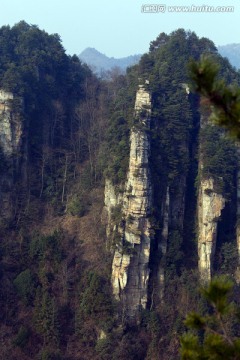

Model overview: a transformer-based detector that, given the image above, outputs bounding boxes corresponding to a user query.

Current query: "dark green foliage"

[103,61,140,185]
[111,330,149,360]
[13,268,36,305]
[13,326,30,348]
[74,271,115,354]
[181,277,240,360]
[79,272,113,319]
[189,55,240,139]
[34,289,59,346]
[105,114,130,184]
[1,23,240,360]
[29,230,64,264]
[201,276,233,313]
[0,145,8,173]
[220,242,238,274]
[0,21,96,219]
[67,194,89,216]
[0,21,90,99]
[111,204,123,224]
[149,32,169,52]
[0,20,111,359]
[95,338,111,359]
[148,29,215,179]
[151,90,192,184]
[39,347,62,360]
[166,230,184,278]
[147,30,212,300]
[200,124,237,197]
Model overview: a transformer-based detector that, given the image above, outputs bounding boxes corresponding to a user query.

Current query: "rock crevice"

[198,177,225,282]
[0,90,24,220]
[0,90,23,157]
[105,84,152,320]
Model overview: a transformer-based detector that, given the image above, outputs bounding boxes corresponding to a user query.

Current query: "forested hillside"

[0,23,240,360]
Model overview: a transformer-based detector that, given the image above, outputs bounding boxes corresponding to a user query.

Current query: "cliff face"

[198,177,226,282]
[105,85,237,322]
[105,84,152,321]
[0,90,24,220]
[0,90,23,157]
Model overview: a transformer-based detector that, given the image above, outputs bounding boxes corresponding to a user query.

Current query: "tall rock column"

[0,90,23,156]
[0,89,24,220]
[197,117,226,282]
[105,83,152,322]
[198,177,225,282]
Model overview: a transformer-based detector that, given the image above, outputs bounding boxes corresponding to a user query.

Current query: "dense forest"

[0,22,240,360]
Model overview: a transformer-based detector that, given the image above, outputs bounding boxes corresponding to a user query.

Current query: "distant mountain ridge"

[79,47,141,74]
[218,43,240,69]
[80,45,240,75]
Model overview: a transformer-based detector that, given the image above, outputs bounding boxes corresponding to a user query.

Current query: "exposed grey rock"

[105,84,152,321]
[0,90,22,156]
[0,89,24,220]
[198,177,225,282]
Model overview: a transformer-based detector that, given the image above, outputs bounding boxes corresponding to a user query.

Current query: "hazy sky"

[0,0,239,57]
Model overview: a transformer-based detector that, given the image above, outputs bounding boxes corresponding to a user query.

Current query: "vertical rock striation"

[0,90,23,156]
[0,89,24,219]
[198,176,225,282]
[105,84,152,321]
[197,114,226,282]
